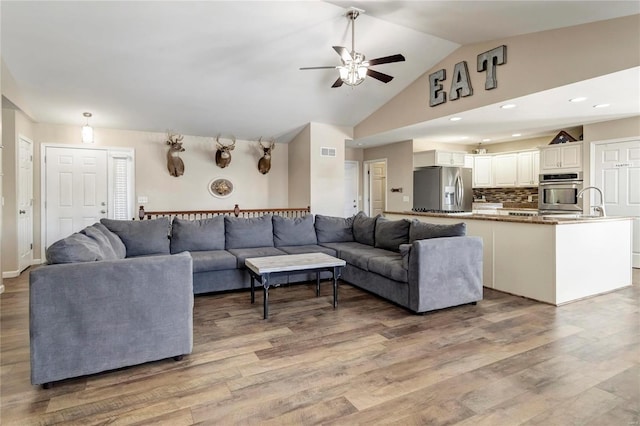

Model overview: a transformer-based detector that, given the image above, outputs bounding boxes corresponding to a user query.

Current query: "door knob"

[19,210,26,214]
[100,210,106,214]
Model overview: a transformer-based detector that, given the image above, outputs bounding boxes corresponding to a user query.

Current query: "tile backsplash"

[473,187,538,203]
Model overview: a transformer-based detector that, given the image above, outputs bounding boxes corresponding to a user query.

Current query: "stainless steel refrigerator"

[413,166,472,212]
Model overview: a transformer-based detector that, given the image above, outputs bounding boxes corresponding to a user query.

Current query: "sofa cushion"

[189,250,237,273]
[409,220,467,243]
[399,243,411,270]
[170,217,225,254]
[314,214,354,243]
[339,246,398,271]
[101,218,170,257]
[273,215,317,247]
[353,212,378,246]
[374,218,410,252]
[227,247,287,269]
[225,214,274,249]
[46,233,105,264]
[368,256,408,283]
[80,223,126,260]
[277,244,337,257]
[318,241,370,258]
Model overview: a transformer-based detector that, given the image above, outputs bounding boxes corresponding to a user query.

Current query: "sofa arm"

[29,252,193,385]
[407,236,483,313]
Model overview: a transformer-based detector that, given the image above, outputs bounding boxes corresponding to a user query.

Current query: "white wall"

[364,140,413,212]
[288,124,311,208]
[309,123,351,216]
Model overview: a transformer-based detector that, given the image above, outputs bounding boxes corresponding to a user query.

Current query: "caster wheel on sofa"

[173,355,184,361]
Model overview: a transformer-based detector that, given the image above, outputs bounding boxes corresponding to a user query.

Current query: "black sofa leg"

[470,301,477,305]
[42,382,53,389]
[173,355,184,361]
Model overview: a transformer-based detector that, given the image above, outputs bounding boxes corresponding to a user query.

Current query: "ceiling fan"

[300,8,405,88]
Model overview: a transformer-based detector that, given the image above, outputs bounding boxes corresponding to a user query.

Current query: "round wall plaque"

[208,177,234,198]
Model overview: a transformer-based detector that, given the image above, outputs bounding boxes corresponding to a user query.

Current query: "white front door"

[594,139,640,267]
[344,161,359,217]
[370,161,386,216]
[45,147,108,250]
[18,137,33,272]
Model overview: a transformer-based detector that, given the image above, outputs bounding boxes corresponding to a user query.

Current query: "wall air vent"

[321,147,336,157]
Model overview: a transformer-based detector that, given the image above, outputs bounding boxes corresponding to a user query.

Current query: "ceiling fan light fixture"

[339,61,366,86]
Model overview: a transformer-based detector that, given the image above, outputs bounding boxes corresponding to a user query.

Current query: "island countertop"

[383,211,632,225]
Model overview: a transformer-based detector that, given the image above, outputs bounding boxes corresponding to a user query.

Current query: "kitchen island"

[385,211,633,305]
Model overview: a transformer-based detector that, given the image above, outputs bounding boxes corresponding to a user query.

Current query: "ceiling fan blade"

[367,54,406,66]
[331,78,344,88]
[333,46,353,62]
[300,66,338,70]
[366,69,394,83]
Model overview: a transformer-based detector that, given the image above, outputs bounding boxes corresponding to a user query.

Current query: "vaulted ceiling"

[2,1,639,146]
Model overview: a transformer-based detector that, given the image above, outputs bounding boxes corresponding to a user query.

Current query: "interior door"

[344,161,359,217]
[45,147,108,250]
[595,140,640,267]
[18,137,33,272]
[370,162,386,216]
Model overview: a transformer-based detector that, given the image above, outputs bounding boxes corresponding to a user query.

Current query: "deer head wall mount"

[214,135,236,168]
[257,137,275,175]
[166,132,185,177]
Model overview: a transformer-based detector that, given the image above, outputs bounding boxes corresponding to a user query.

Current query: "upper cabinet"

[473,155,493,188]
[516,151,540,186]
[493,153,518,187]
[472,149,539,188]
[414,150,467,168]
[539,143,582,171]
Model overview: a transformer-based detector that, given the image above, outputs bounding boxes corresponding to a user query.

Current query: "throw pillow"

[314,214,355,243]
[46,233,104,264]
[273,215,317,247]
[80,223,122,260]
[409,219,467,243]
[374,217,410,252]
[170,216,225,254]
[352,211,378,246]
[101,217,170,257]
[225,214,274,249]
[91,223,127,259]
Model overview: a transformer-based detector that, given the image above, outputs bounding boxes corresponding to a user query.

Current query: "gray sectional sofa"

[30,212,483,386]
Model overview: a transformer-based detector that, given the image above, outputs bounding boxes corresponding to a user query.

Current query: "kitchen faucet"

[577,186,606,217]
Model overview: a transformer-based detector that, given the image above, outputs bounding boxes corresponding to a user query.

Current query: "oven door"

[538,181,583,212]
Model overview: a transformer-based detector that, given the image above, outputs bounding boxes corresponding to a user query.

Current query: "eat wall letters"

[429,45,507,107]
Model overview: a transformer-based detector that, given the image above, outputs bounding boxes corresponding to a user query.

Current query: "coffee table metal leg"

[250,275,255,304]
[263,274,270,320]
[316,272,320,297]
[333,267,338,308]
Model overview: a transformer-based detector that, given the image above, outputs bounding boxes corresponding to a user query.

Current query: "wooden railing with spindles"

[136,205,311,221]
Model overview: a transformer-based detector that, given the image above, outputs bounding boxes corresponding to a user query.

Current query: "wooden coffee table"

[245,253,346,319]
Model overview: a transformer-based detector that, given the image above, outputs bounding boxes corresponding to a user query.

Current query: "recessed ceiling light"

[482,138,491,142]
[459,136,469,140]
[500,104,516,109]
[512,133,521,137]
[450,117,462,121]
[569,97,587,103]
[357,142,363,146]
[593,103,610,108]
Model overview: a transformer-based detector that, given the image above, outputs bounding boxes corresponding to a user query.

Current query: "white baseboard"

[2,271,20,279]
[0,284,5,294]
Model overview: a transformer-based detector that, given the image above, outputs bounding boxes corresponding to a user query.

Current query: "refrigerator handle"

[456,175,463,207]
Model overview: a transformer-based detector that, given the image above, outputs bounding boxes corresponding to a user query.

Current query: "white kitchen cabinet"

[414,150,467,168]
[464,155,474,169]
[517,150,539,186]
[539,143,582,171]
[473,155,493,187]
[493,153,518,187]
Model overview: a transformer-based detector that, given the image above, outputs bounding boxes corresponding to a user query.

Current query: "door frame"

[17,134,34,274]
[344,160,360,216]
[363,158,387,216]
[40,143,135,262]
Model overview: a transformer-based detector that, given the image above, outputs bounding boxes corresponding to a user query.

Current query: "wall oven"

[538,172,583,213]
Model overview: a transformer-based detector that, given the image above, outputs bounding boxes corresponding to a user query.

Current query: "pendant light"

[82,112,94,143]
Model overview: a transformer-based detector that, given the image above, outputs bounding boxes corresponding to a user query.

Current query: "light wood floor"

[1,269,638,425]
